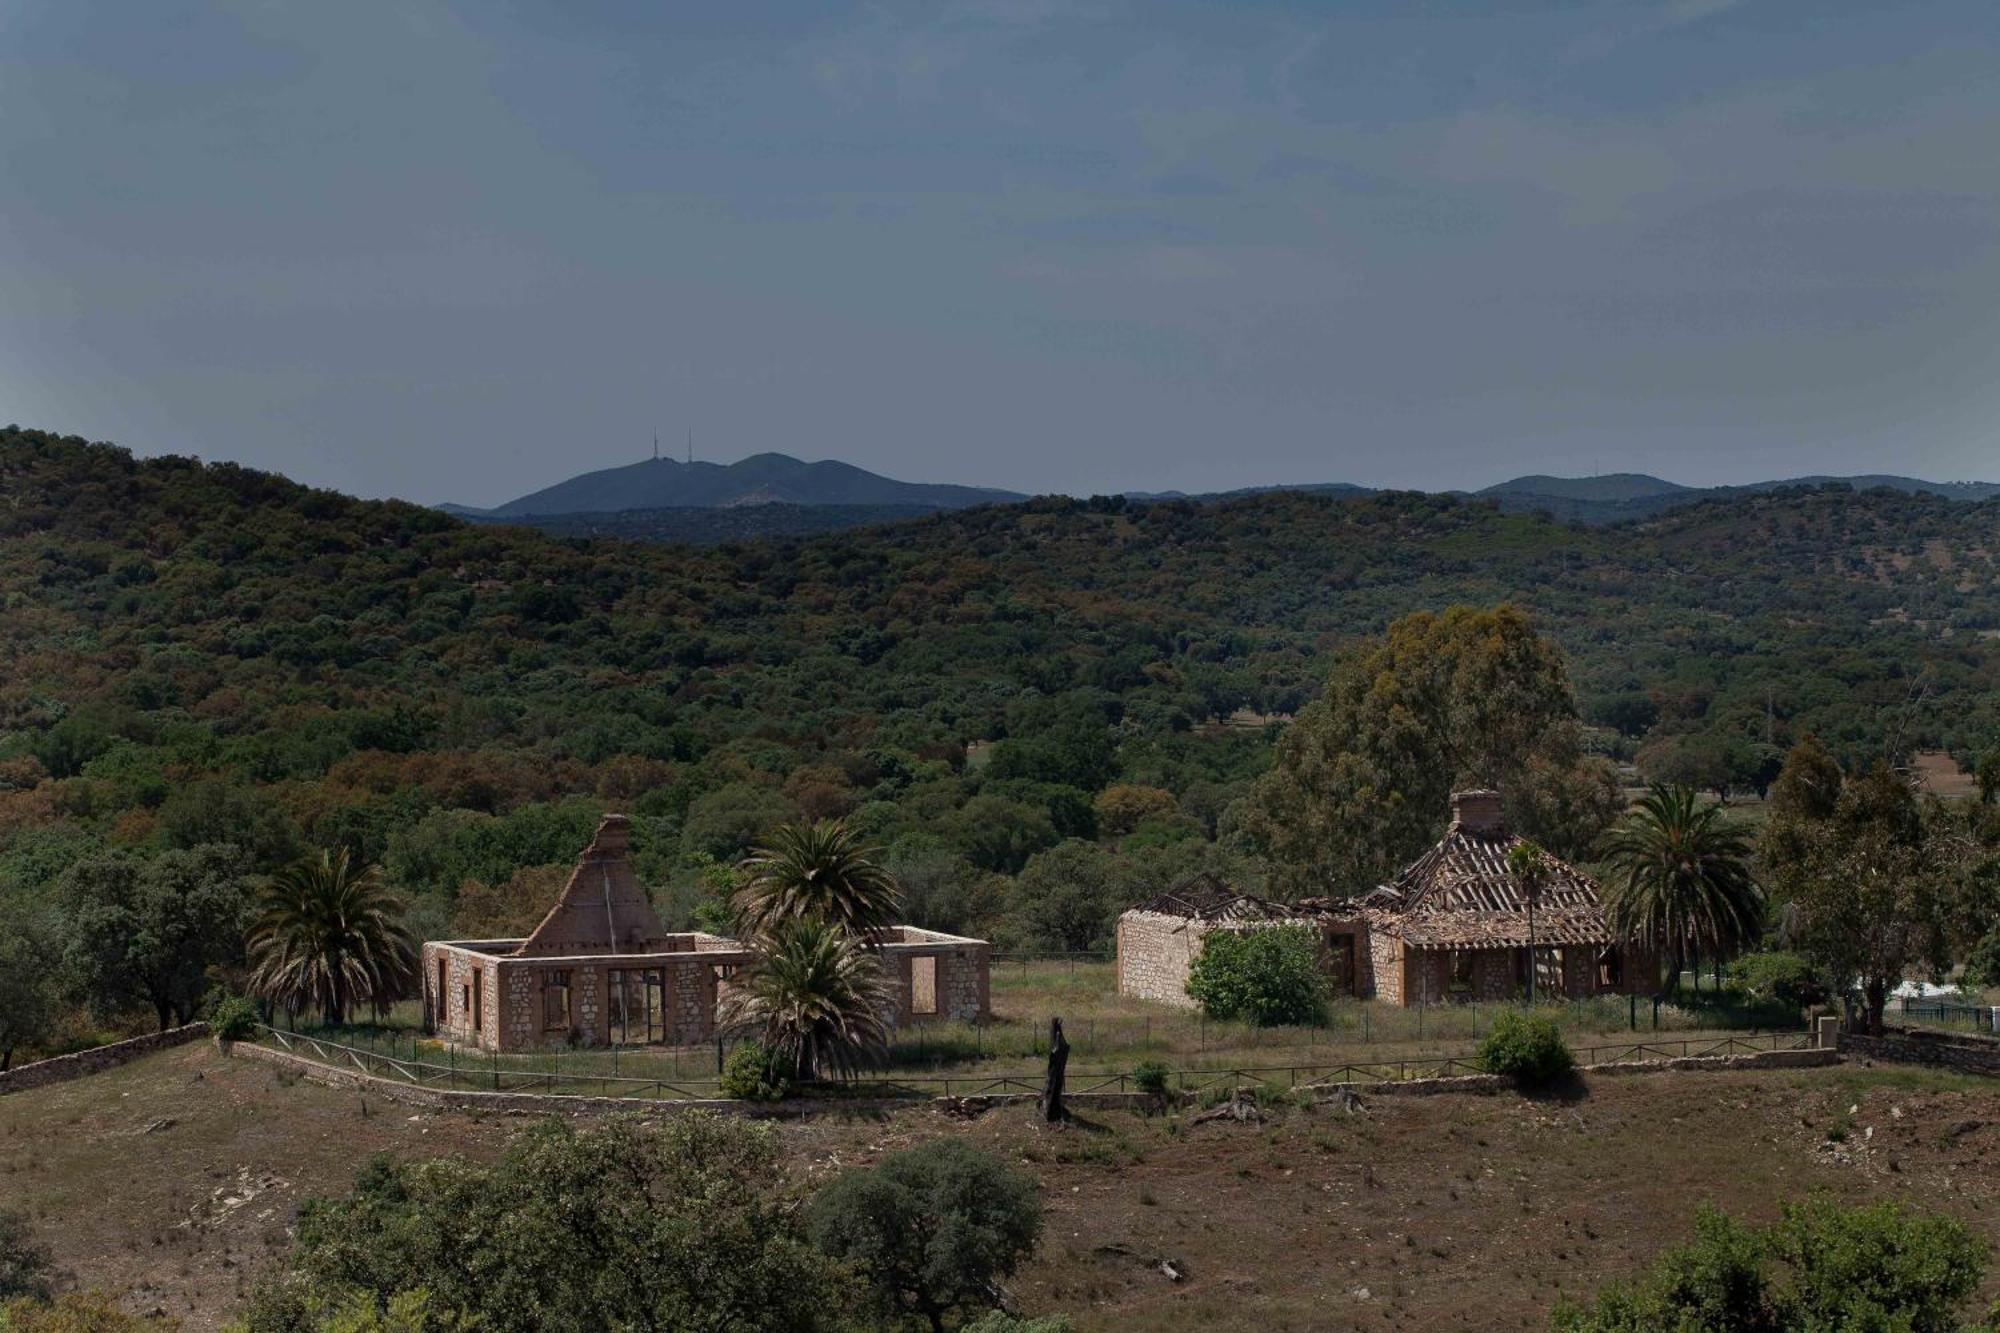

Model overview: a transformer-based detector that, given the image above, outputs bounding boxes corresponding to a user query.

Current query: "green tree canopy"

[807,1139,1043,1333]
[733,820,903,939]
[1601,785,1764,993]
[1247,604,1615,895]
[57,844,253,1030]
[716,917,892,1081]
[247,848,416,1027]
[245,1116,852,1333]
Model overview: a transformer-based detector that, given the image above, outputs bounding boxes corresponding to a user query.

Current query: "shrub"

[1962,930,2000,990]
[0,1209,54,1303]
[960,1316,1074,1333]
[209,992,261,1043]
[807,1139,1042,1330]
[1553,1198,1990,1332]
[1185,925,1326,1027]
[1476,1009,1574,1085]
[244,1115,852,1331]
[0,1291,161,1331]
[719,1040,795,1102]
[1729,951,1826,1008]
[1132,1060,1171,1100]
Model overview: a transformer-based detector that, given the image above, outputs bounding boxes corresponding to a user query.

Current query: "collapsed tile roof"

[1127,790,1620,952]
[1363,789,1616,949]
[1129,872,1298,924]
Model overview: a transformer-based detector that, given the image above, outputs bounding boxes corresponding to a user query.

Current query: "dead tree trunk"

[1042,1017,1069,1123]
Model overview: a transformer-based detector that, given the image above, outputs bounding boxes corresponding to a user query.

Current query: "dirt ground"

[5,1044,2000,1330]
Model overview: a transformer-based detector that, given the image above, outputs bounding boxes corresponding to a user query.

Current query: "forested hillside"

[3,425,1998,962]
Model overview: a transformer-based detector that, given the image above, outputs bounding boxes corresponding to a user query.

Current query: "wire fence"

[253,1026,1816,1103]
[1898,997,2000,1036]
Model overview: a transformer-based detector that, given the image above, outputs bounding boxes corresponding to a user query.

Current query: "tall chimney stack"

[1450,788,1504,833]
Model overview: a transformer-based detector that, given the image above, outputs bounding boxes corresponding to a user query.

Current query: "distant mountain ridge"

[451,451,2000,540]
[450,452,1023,518]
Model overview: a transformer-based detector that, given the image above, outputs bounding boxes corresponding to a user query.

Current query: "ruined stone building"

[423,814,991,1052]
[1117,789,1655,1009]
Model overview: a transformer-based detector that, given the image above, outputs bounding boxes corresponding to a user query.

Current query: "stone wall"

[1369,932,1404,1006]
[0,1023,209,1097]
[879,943,989,1027]
[1116,910,1210,1009]
[1839,1025,2000,1077]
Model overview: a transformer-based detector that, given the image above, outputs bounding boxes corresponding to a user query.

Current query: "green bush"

[1962,930,2000,990]
[1185,925,1327,1027]
[1729,951,1826,1008]
[244,1116,852,1331]
[1131,1060,1171,1099]
[718,1040,794,1102]
[209,992,261,1043]
[807,1139,1042,1330]
[1553,1198,1991,1332]
[960,1315,1074,1333]
[0,1208,54,1303]
[1476,1009,1574,1085]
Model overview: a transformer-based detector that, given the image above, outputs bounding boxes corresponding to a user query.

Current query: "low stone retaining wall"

[1839,1026,2000,1077]
[0,1023,211,1097]
[1586,1048,1838,1077]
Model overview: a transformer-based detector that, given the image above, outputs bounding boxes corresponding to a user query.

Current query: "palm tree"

[734,820,903,940]
[717,917,893,1081]
[1600,785,1764,994]
[1507,840,1552,1002]
[247,848,416,1027]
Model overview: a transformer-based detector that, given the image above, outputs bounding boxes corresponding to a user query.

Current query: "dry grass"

[6,1043,2000,1330]
[287,962,1798,1092]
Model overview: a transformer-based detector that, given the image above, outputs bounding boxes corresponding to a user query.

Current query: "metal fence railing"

[1898,997,2000,1035]
[254,1026,1814,1104]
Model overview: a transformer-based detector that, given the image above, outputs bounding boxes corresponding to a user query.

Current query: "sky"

[2,0,1997,506]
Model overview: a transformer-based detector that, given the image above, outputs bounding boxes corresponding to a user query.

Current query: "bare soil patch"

[5,1046,2000,1330]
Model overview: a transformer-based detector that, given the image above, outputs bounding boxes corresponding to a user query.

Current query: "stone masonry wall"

[1370,935,1405,1005]
[1840,1025,2000,1077]
[0,1023,210,1097]
[1116,911,1209,1009]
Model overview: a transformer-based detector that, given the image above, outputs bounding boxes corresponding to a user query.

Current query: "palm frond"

[247,847,416,1026]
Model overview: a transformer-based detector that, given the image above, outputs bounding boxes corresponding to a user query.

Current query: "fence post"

[491,1050,499,1091]
[1629,993,1636,1031]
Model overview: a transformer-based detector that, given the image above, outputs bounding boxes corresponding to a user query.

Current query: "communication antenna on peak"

[686,425,693,465]
[652,433,659,462]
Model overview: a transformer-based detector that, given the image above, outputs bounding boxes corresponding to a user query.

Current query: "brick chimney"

[1450,788,1504,833]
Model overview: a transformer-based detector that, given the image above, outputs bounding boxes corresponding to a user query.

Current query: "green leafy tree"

[156,779,302,872]
[1553,1198,1990,1333]
[807,1139,1043,1333]
[244,1116,850,1333]
[734,820,902,939]
[247,848,416,1027]
[945,795,1059,876]
[1006,839,1127,955]
[0,904,60,1069]
[716,918,892,1081]
[1775,764,1963,1032]
[1247,605,1610,895]
[681,783,801,863]
[58,845,253,1031]
[1601,786,1764,994]
[1185,925,1327,1027]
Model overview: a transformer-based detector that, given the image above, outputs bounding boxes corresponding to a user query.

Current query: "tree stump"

[1042,1017,1069,1123]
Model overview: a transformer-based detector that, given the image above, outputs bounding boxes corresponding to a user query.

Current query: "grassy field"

[270,961,1806,1096]
[6,1042,2000,1329]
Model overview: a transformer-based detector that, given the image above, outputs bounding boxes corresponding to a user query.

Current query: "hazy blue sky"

[3,1,1996,504]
